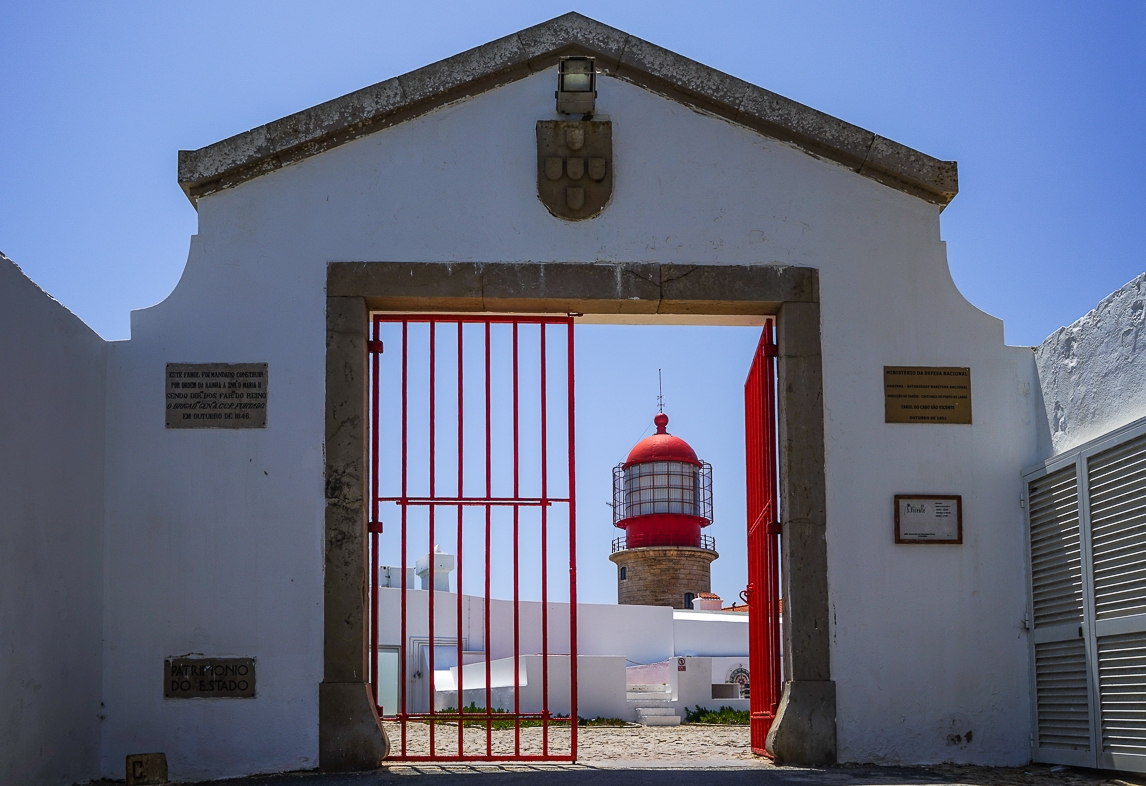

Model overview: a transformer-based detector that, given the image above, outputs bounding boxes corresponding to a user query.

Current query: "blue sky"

[2,2,1143,345]
[3,3,1144,604]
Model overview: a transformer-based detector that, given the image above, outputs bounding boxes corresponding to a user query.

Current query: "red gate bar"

[368,313,577,762]
[744,319,783,755]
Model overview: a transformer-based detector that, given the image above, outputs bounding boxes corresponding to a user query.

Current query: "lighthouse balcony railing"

[611,533,716,553]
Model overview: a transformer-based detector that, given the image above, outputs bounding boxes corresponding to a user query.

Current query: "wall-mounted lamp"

[556,56,596,115]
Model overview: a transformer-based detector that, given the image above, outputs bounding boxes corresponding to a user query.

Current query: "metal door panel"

[369,314,577,761]
[743,320,781,755]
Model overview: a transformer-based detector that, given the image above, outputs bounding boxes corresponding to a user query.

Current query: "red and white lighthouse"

[609,412,718,609]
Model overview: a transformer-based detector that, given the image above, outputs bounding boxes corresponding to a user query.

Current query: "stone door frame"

[322,260,834,768]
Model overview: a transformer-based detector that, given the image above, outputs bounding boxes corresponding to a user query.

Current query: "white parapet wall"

[1036,272,1146,458]
[376,588,751,722]
[0,253,107,786]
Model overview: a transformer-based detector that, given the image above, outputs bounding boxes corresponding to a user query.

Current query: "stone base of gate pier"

[319,681,390,770]
[765,679,837,766]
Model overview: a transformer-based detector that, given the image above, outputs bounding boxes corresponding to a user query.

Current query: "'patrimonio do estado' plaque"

[165,657,256,698]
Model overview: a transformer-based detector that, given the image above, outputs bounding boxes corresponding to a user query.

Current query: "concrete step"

[635,707,682,726]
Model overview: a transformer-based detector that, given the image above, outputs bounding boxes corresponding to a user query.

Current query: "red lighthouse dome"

[623,413,700,468]
[612,413,713,549]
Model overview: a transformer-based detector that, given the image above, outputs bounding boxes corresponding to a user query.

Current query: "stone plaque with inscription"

[125,753,168,785]
[895,495,962,544]
[884,366,971,424]
[165,657,256,698]
[166,363,267,428]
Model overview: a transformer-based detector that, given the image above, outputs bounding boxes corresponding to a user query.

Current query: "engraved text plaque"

[166,363,267,428]
[884,366,971,424]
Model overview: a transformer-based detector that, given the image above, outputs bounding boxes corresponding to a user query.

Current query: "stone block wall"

[609,546,717,608]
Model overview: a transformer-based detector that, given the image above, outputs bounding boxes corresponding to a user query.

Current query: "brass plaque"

[536,120,612,220]
[884,366,971,424]
[166,363,267,428]
[165,657,255,698]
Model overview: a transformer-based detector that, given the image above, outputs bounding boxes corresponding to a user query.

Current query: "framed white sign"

[894,495,962,544]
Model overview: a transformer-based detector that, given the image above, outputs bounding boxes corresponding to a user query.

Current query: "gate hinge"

[368,340,384,354]
[368,521,383,534]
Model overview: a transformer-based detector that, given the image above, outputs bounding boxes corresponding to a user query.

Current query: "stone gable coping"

[178,12,957,208]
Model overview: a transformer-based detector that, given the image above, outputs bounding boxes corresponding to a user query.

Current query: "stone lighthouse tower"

[609,412,717,609]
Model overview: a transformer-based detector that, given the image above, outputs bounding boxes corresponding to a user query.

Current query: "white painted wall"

[673,610,748,657]
[374,588,677,664]
[99,65,1040,776]
[0,252,106,786]
[375,588,748,721]
[1035,272,1146,458]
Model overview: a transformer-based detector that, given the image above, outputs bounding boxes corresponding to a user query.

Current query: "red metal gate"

[744,320,782,755]
[368,314,578,761]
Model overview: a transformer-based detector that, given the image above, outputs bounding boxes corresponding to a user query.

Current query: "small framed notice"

[894,495,962,544]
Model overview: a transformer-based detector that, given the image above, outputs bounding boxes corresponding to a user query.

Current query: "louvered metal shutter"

[1087,433,1146,770]
[1027,465,1094,765]
[1034,639,1091,751]
[1028,467,1085,628]
[1096,632,1146,759]
[1087,434,1146,621]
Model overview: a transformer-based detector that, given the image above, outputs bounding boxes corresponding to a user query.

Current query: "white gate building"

[4,12,1146,785]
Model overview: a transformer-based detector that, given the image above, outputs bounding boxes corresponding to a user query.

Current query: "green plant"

[683,705,750,725]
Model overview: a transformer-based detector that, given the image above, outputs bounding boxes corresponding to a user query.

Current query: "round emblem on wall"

[727,666,750,699]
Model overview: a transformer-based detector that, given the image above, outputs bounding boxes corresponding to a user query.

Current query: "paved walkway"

[87,726,1145,786]
[124,763,1144,786]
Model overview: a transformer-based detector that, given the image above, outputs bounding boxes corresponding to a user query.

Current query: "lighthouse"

[609,412,717,609]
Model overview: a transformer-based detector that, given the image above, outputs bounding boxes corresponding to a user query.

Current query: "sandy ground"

[381,720,755,763]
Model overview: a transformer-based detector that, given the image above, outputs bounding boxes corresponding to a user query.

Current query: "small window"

[619,566,627,580]
[684,592,695,609]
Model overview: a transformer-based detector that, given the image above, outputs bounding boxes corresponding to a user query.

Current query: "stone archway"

[322,260,833,769]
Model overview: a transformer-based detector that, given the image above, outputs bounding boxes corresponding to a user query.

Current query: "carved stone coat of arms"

[536,120,612,220]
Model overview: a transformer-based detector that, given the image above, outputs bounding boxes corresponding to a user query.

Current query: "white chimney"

[691,592,723,611]
[415,545,454,592]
